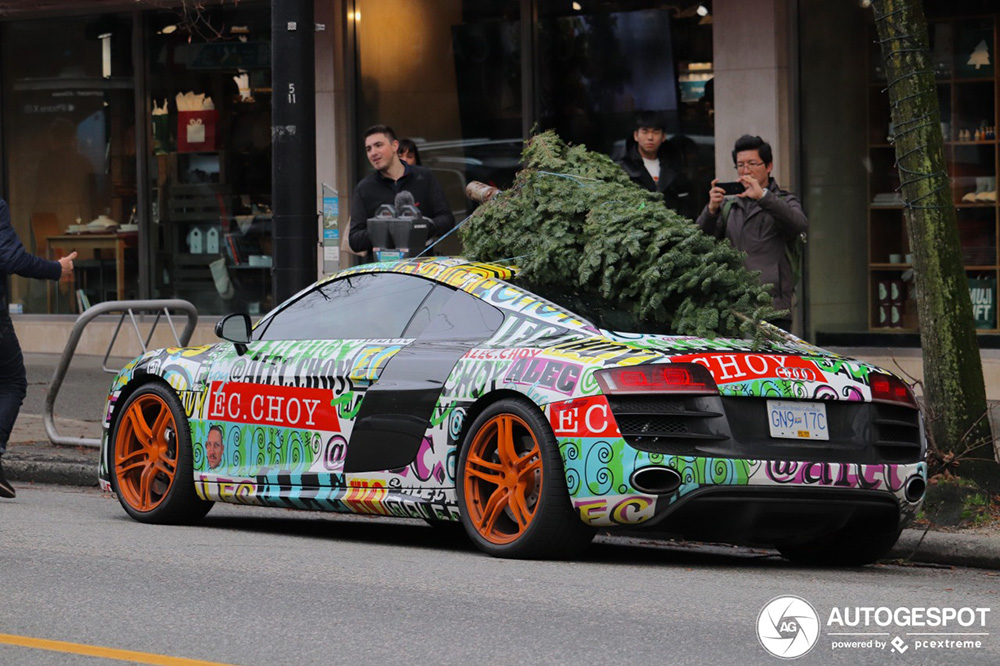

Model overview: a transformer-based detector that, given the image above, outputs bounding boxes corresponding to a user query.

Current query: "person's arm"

[695,179,726,237]
[347,187,373,253]
[0,200,63,281]
[423,174,455,238]
[758,189,808,239]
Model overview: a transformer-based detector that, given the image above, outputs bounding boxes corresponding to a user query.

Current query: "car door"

[201,272,436,484]
[344,282,504,474]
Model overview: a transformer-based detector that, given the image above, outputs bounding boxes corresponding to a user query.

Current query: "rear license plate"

[767,400,829,440]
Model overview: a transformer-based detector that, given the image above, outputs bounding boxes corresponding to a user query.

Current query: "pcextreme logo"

[757,596,821,659]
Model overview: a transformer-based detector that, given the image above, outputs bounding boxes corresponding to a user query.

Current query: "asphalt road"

[2,485,1000,666]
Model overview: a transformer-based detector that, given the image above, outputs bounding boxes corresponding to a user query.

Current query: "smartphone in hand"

[717,181,745,196]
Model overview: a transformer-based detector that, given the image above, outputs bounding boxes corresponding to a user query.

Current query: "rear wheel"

[457,398,594,559]
[778,529,902,566]
[110,383,213,524]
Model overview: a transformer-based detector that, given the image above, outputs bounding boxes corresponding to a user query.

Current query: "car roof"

[262,257,598,336]
[335,256,519,295]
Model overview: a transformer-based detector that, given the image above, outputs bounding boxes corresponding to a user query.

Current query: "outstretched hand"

[58,251,78,278]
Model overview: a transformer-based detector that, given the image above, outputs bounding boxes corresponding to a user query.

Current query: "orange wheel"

[115,392,178,512]
[462,413,543,545]
[457,398,594,559]
[111,383,212,524]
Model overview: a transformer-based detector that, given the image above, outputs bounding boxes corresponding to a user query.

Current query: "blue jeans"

[0,313,27,457]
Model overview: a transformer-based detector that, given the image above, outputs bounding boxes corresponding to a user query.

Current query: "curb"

[5,457,99,489]
[890,528,1000,570]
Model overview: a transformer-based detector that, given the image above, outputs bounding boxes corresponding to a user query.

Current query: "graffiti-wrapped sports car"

[99,258,926,564]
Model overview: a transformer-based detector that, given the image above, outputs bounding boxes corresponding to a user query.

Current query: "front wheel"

[110,383,213,524]
[457,398,594,559]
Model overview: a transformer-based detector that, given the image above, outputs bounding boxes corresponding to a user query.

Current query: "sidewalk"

[4,352,115,486]
[5,353,1000,570]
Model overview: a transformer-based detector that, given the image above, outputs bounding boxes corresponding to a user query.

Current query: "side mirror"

[215,313,251,355]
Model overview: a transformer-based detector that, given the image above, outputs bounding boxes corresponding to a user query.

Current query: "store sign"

[969,277,996,329]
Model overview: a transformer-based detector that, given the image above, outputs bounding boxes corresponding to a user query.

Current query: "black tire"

[109,383,213,524]
[778,529,902,566]
[457,397,595,559]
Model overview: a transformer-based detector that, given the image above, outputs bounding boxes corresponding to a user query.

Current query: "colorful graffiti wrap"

[192,420,324,476]
[556,430,922,527]
[574,494,656,525]
[663,352,880,402]
[671,455,756,488]
[761,460,906,492]
[206,338,399,388]
[560,438,633,498]
[602,330,833,357]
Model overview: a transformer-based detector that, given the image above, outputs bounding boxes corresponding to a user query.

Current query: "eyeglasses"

[735,161,765,170]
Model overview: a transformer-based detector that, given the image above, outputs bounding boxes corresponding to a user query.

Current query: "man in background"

[616,110,696,219]
[348,125,454,261]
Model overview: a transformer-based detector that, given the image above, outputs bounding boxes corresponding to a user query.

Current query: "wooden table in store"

[47,231,138,304]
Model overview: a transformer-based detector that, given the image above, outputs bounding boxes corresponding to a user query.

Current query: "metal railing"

[44,300,198,448]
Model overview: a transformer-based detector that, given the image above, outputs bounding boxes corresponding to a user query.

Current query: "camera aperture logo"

[757,595,821,659]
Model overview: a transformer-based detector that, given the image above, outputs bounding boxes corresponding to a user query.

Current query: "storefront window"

[1,15,137,313]
[535,0,715,217]
[352,0,713,248]
[354,0,523,254]
[146,3,273,315]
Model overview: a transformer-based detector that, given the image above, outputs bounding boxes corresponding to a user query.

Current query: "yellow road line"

[0,633,239,666]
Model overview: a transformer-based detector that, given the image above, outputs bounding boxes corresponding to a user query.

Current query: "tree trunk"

[871,0,994,476]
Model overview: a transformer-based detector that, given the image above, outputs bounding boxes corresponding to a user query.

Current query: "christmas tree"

[460,130,781,339]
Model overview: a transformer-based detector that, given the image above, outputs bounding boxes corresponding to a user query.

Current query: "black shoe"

[0,460,15,499]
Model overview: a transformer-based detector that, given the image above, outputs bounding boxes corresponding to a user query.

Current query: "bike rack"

[44,299,199,448]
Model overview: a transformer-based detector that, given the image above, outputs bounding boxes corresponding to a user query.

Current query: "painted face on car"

[205,427,224,469]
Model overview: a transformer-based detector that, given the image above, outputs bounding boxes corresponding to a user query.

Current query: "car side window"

[256,273,436,341]
[403,285,504,340]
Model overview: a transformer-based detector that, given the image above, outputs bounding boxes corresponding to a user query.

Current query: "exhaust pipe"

[630,466,682,495]
[904,475,926,503]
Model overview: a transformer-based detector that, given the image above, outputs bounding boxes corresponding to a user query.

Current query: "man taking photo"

[696,134,808,332]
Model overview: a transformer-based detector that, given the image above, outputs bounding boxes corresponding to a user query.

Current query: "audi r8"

[99,257,926,564]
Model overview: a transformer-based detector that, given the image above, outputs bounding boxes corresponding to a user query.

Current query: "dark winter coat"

[695,178,807,312]
[616,137,697,220]
[348,164,455,259]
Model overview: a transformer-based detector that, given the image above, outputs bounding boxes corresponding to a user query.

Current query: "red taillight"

[870,372,917,407]
[596,363,718,395]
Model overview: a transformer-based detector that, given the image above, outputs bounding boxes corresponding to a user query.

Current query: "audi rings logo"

[776,367,816,381]
[757,596,821,659]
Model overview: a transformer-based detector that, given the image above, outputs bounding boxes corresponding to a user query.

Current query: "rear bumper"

[620,485,904,547]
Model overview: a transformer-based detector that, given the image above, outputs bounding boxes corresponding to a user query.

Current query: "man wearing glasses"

[696,134,808,332]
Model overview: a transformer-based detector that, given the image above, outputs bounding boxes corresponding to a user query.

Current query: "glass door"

[1,14,137,313]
